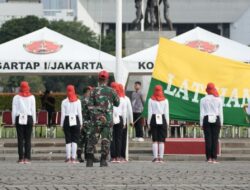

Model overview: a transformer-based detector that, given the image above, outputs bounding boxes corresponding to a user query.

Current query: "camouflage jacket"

[88,84,120,128]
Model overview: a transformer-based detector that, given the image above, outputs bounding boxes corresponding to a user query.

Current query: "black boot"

[86,154,93,167]
[77,149,84,163]
[100,155,108,167]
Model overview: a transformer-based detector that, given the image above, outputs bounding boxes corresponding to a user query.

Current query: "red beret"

[98,70,109,79]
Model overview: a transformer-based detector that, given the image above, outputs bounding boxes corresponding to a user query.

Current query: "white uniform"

[60,98,83,127]
[148,99,169,126]
[113,97,126,124]
[200,94,223,127]
[61,98,83,160]
[148,98,169,161]
[123,96,133,125]
[113,96,133,125]
[12,95,36,124]
[12,94,36,161]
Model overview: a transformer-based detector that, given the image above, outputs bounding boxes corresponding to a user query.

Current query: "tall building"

[77,0,100,34]
[42,0,76,21]
[0,0,76,26]
[0,0,43,26]
[42,0,76,10]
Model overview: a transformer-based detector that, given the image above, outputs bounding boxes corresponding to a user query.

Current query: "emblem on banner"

[23,40,62,54]
[185,40,219,53]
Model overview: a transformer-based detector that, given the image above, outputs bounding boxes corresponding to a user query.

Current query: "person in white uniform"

[12,81,36,164]
[110,82,125,163]
[148,85,169,163]
[61,85,83,163]
[200,83,223,164]
[118,83,133,162]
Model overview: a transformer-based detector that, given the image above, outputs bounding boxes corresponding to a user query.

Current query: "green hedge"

[0,93,67,112]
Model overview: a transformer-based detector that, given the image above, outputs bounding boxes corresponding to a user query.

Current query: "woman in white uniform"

[200,83,223,164]
[148,85,169,163]
[118,83,133,163]
[12,81,36,164]
[110,82,125,163]
[61,85,83,163]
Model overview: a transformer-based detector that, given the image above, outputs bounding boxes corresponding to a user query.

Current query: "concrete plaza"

[0,161,249,190]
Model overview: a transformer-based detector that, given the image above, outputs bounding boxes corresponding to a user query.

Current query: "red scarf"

[118,84,125,97]
[111,82,123,97]
[19,81,32,97]
[151,85,165,101]
[67,85,78,102]
[110,82,117,89]
[206,83,219,97]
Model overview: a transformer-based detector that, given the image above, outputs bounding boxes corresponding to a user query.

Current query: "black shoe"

[78,158,84,163]
[86,154,93,167]
[77,150,84,163]
[100,155,108,167]
[86,159,93,167]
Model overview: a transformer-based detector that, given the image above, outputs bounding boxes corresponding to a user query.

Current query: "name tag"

[113,113,120,125]
[156,114,163,125]
[69,115,77,126]
[208,115,217,123]
[19,113,28,125]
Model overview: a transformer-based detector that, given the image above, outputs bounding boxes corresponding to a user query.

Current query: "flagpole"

[115,0,122,82]
[116,0,128,159]
[141,0,144,32]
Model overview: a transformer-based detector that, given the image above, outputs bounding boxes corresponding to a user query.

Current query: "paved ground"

[0,161,249,190]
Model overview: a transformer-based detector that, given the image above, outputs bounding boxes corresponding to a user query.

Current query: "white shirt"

[124,96,133,125]
[200,94,223,126]
[113,96,134,126]
[12,95,36,124]
[148,98,169,126]
[113,97,126,118]
[60,98,83,127]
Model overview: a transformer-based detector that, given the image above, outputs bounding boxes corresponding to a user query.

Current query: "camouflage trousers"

[78,128,87,151]
[86,125,112,158]
[78,121,94,151]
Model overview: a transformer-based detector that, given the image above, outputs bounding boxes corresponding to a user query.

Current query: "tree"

[24,76,45,93]
[100,32,125,56]
[0,15,99,47]
[49,20,98,48]
[0,16,49,44]
[3,76,24,92]
[100,32,116,55]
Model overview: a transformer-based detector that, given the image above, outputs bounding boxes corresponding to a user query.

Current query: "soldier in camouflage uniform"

[86,70,120,167]
[77,86,93,163]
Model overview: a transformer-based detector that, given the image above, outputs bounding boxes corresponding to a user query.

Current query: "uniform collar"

[99,83,107,87]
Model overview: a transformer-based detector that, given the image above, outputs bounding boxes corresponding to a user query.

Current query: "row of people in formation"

[11,72,222,165]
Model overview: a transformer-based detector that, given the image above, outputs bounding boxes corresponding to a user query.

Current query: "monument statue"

[148,0,159,30]
[160,0,173,31]
[132,0,143,30]
[133,0,173,31]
